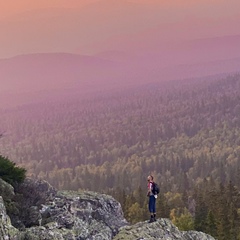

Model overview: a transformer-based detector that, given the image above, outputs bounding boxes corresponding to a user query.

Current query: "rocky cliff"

[0,178,215,240]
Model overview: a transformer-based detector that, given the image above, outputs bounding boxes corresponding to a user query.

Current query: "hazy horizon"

[1,0,240,108]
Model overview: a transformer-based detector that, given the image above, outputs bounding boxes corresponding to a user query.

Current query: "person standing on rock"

[147,175,157,223]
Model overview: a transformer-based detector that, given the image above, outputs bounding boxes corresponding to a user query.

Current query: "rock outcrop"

[114,218,215,240]
[0,196,19,240]
[22,190,128,240]
[0,178,216,240]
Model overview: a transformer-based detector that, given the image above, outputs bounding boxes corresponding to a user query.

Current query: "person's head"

[147,175,153,182]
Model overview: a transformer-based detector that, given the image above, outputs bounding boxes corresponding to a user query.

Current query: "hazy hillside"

[1,37,240,109]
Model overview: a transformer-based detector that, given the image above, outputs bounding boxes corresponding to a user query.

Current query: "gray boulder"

[21,190,128,239]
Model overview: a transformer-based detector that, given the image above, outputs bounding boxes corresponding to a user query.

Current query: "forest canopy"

[1,74,240,192]
[1,74,240,238]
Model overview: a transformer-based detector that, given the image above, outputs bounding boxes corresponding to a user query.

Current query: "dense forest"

[1,74,240,239]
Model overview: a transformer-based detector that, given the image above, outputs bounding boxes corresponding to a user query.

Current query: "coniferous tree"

[194,189,208,232]
[206,210,217,238]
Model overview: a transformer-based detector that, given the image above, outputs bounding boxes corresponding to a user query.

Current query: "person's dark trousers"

[148,195,156,222]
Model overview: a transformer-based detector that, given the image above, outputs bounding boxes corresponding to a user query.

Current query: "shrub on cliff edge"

[0,155,26,185]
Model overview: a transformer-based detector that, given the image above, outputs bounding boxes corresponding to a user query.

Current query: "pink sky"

[0,0,98,18]
[0,0,240,59]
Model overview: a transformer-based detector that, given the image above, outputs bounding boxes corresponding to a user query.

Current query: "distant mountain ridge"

[1,51,240,109]
[0,52,119,93]
[91,34,240,64]
[1,32,240,108]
